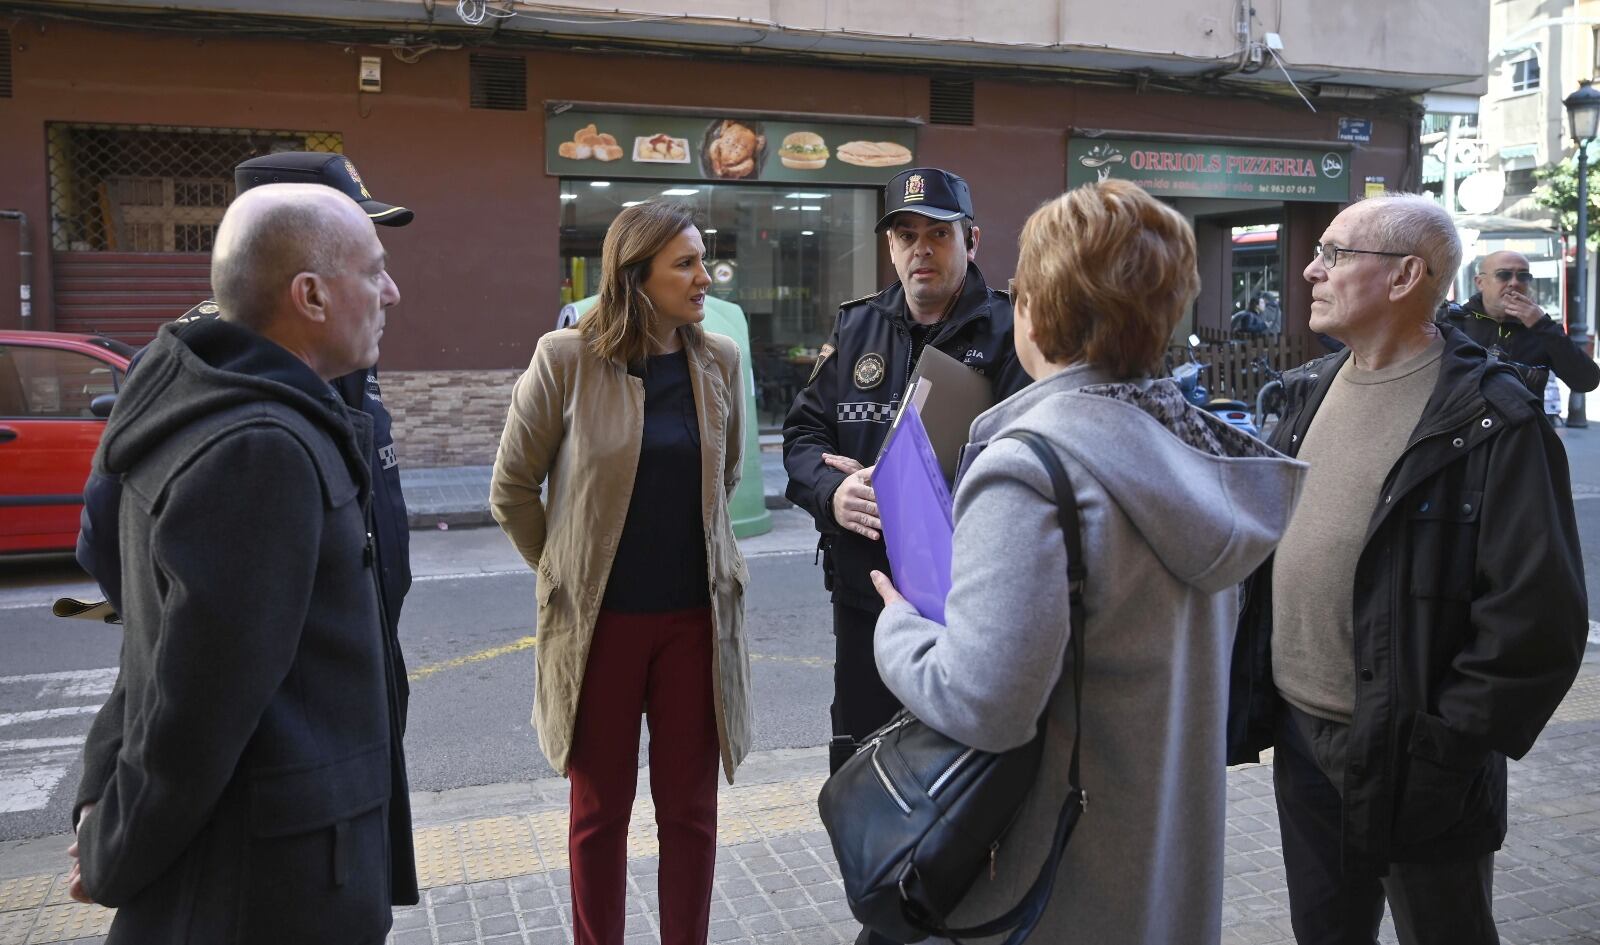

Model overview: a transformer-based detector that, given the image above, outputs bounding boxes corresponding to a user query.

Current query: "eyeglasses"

[1488,269,1534,285]
[1305,244,1433,273]
[1314,242,1432,275]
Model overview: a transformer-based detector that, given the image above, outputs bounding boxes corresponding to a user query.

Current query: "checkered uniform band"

[836,402,897,424]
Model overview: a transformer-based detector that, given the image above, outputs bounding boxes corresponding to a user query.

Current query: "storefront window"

[558,179,878,429]
[1230,223,1283,334]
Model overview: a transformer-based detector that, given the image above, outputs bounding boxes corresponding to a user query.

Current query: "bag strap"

[931,429,1089,945]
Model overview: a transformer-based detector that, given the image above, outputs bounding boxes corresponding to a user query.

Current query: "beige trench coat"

[489,328,752,782]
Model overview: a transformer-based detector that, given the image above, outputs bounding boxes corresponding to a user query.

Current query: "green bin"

[563,295,773,538]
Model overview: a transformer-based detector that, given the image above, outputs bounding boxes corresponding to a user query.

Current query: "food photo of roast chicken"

[702,119,766,179]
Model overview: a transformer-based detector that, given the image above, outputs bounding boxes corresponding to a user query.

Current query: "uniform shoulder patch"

[807,343,835,385]
[174,299,221,324]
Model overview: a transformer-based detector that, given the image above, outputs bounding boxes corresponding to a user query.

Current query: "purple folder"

[876,402,954,624]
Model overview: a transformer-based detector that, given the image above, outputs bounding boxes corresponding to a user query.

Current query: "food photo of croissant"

[556,123,624,162]
[702,119,766,179]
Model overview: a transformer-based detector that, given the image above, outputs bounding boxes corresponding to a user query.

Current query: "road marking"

[408,635,539,683]
[0,743,78,814]
[0,668,117,699]
[0,737,84,752]
[404,635,832,682]
[0,706,100,727]
[1590,620,1600,647]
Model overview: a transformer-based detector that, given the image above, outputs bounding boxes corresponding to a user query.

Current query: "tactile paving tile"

[407,772,836,889]
[715,812,761,845]
[748,802,817,839]
[412,823,467,889]
[0,875,53,914]
[459,815,541,884]
[24,902,111,944]
[1552,672,1600,722]
[39,878,72,908]
[0,911,32,945]
[527,808,571,874]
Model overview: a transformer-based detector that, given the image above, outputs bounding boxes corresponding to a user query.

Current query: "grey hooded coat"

[875,364,1305,944]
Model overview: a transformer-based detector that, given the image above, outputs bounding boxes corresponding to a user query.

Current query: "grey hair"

[211,189,348,329]
[1362,192,1462,312]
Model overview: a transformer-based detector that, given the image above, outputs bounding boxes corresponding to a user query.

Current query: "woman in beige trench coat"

[489,200,752,945]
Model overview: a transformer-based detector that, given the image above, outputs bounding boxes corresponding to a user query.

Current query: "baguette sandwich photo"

[835,140,912,167]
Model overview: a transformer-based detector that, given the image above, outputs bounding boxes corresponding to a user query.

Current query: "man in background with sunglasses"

[1446,250,1600,394]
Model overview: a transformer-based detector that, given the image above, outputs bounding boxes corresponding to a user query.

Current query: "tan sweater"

[1272,336,1444,723]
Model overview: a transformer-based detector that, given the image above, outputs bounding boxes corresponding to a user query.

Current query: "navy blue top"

[602,349,710,612]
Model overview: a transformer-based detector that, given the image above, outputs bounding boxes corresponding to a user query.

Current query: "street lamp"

[1562,79,1600,427]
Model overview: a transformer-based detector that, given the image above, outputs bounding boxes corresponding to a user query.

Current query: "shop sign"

[1068,137,1350,202]
[1338,118,1373,142]
[547,109,917,186]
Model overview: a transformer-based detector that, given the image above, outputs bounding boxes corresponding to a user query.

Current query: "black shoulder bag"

[817,429,1088,945]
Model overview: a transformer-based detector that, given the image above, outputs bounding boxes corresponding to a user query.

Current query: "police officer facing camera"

[76,152,417,718]
[783,168,1028,777]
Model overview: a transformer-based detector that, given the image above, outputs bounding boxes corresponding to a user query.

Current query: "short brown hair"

[1012,180,1199,378]
[584,200,705,366]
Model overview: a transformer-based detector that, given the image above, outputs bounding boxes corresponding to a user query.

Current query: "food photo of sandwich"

[557,123,624,162]
[835,140,912,168]
[778,131,830,170]
[634,133,691,163]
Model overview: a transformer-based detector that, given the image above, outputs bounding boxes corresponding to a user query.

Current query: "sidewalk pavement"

[2,662,1597,945]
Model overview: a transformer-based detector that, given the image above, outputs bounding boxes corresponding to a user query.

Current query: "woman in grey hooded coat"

[870,180,1306,944]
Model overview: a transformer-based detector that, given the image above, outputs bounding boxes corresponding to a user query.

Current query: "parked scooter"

[1252,355,1285,439]
[1172,334,1260,438]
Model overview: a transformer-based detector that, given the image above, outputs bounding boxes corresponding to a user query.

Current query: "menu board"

[547,110,918,186]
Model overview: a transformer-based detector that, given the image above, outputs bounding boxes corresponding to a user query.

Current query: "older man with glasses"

[1228,194,1587,945]
[1445,249,1600,395]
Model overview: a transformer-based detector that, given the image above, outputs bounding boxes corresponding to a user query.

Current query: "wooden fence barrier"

[1164,330,1314,403]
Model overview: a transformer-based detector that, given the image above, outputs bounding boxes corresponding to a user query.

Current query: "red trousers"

[568,607,720,945]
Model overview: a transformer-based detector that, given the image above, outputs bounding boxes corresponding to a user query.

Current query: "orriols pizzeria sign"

[1067,137,1350,203]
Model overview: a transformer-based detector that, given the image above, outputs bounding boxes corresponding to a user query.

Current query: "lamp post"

[1563,79,1600,427]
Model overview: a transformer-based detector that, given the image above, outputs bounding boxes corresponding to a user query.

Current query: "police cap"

[235,152,414,227]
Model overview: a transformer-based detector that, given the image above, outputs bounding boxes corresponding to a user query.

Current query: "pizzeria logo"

[904,174,926,202]
[1321,153,1345,179]
[1079,143,1125,181]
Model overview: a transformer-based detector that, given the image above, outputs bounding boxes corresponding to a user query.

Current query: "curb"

[409,492,792,529]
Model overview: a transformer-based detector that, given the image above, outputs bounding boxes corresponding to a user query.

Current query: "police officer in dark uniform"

[783,168,1029,777]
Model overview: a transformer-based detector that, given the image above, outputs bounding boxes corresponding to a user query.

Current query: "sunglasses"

[1489,269,1534,285]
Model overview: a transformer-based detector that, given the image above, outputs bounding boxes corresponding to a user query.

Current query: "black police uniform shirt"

[76,302,414,712]
[782,261,1028,611]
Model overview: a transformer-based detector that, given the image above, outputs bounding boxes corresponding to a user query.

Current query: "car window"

[0,345,117,418]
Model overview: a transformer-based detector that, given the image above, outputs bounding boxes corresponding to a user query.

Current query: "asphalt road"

[0,518,837,842]
[397,551,835,796]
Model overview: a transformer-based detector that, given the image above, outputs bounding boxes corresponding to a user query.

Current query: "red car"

[0,330,136,554]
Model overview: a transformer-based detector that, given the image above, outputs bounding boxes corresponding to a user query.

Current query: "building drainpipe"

[0,210,33,329]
